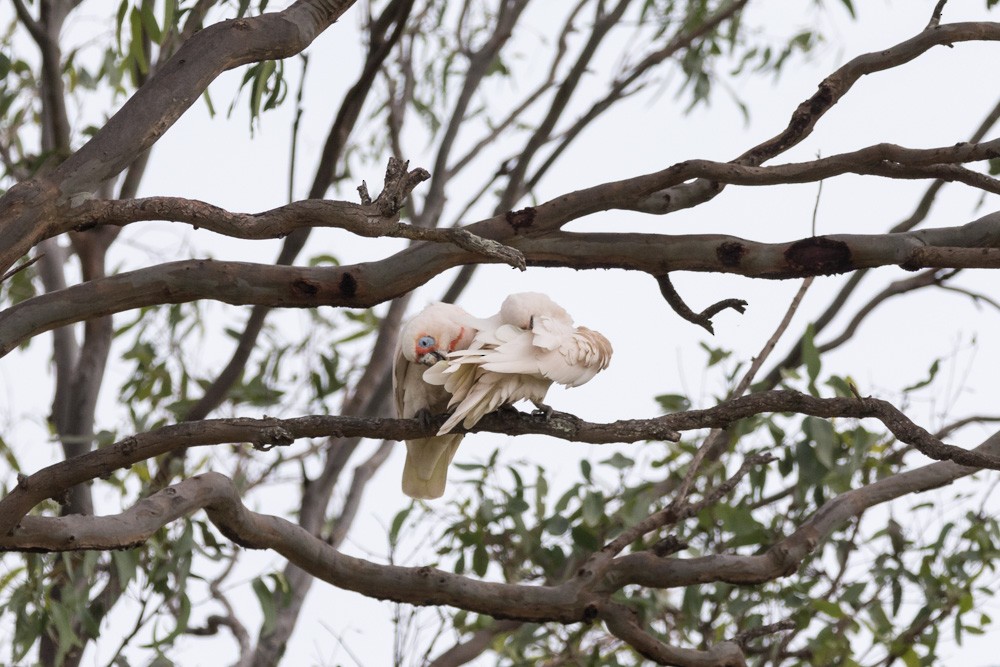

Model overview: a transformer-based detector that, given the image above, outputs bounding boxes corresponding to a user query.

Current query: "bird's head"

[400,303,476,365]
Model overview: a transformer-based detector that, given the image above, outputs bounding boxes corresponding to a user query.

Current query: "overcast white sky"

[3,0,1000,665]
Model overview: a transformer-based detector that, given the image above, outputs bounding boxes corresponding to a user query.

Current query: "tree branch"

[654,274,747,334]
[601,601,747,667]
[0,0,362,273]
[3,390,995,536]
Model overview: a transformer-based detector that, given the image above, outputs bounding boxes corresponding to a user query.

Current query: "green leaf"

[544,515,570,536]
[989,157,1000,175]
[582,491,604,527]
[389,506,412,545]
[805,417,837,468]
[139,0,162,44]
[112,549,139,588]
[115,0,129,50]
[162,0,176,35]
[129,8,148,75]
[801,324,821,395]
[903,358,940,392]
[472,545,489,577]
[654,393,691,413]
[570,525,601,551]
[601,452,635,470]
[699,342,731,367]
[252,577,277,635]
[900,648,920,667]
[839,0,857,18]
[48,602,82,659]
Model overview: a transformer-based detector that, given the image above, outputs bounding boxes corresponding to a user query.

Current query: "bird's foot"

[414,408,436,429]
[530,402,553,420]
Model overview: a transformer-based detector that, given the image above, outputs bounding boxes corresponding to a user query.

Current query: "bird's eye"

[417,335,436,349]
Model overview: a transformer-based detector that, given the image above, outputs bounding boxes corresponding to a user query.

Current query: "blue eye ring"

[417,335,436,349]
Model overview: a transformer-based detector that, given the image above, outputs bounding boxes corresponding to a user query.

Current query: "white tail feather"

[402,434,463,499]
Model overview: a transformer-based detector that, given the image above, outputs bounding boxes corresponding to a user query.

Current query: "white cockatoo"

[424,292,612,435]
[393,302,479,499]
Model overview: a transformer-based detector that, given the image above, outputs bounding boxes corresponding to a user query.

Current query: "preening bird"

[393,302,479,499]
[424,292,613,436]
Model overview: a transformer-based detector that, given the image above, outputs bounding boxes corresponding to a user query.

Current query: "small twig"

[0,254,42,284]
[935,415,1000,440]
[654,273,747,334]
[926,0,948,30]
[734,277,814,398]
[937,284,1000,313]
[372,157,430,216]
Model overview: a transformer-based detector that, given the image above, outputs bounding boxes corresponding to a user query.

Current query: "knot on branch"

[651,535,687,557]
[655,274,747,334]
[357,157,431,218]
[251,424,294,451]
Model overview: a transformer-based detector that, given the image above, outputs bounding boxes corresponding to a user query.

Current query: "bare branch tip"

[926,0,948,30]
[357,180,372,206]
[655,274,747,334]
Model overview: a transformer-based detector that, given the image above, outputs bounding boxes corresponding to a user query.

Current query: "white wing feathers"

[394,294,612,498]
[425,293,612,436]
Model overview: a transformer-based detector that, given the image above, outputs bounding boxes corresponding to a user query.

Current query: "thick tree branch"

[3,390,995,536]
[0,472,596,623]
[7,208,1000,356]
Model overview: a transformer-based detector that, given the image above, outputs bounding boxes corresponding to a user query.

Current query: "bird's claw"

[414,408,436,429]
[531,402,553,420]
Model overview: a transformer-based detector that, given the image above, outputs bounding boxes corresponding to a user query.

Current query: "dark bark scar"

[717,241,746,267]
[784,237,853,275]
[505,207,536,231]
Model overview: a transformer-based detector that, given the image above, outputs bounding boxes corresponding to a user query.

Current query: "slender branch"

[426,620,522,667]
[0,254,41,283]
[654,274,747,334]
[638,21,1000,213]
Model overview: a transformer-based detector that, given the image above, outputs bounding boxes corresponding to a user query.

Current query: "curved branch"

[0,472,593,623]
[2,390,995,536]
[606,429,1000,591]
[426,620,522,667]
[654,274,747,334]
[640,21,1000,213]
[601,602,746,667]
